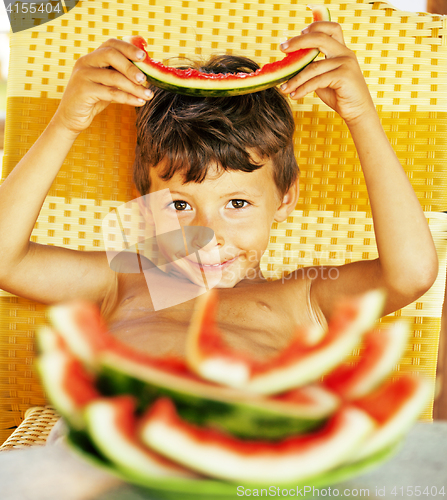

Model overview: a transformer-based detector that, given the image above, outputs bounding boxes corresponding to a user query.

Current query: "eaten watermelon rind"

[35,350,87,430]
[344,321,410,399]
[186,289,386,394]
[352,376,432,462]
[140,399,376,483]
[84,397,198,480]
[67,421,402,497]
[97,354,340,440]
[35,287,423,490]
[122,5,330,97]
[323,320,410,401]
[35,325,64,355]
[245,290,386,394]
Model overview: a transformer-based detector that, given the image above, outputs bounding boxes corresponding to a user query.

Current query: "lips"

[186,256,237,269]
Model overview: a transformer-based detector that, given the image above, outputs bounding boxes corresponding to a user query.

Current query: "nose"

[188,210,224,252]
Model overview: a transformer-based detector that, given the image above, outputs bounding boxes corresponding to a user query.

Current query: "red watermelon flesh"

[49,301,112,367]
[186,288,386,394]
[323,321,409,400]
[35,335,100,429]
[36,292,431,485]
[49,299,193,376]
[129,38,317,82]
[84,396,199,479]
[44,302,341,440]
[139,397,375,483]
[350,375,431,461]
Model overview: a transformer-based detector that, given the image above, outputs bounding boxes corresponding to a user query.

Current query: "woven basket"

[1,0,446,446]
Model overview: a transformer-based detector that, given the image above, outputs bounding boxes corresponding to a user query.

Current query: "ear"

[273,178,300,223]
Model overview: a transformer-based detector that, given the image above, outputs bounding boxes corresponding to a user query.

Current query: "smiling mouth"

[186,256,237,269]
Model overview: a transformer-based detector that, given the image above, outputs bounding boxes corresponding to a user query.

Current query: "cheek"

[232,220,272,253]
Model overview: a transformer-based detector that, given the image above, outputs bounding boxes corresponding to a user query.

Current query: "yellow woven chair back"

[1,0,447,445]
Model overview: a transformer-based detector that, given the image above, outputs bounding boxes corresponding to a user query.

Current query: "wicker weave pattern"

[1,203,446,445]
[0,406,59,451]
[263,210,447,421]
[2,1,447,211]
[1,0,446,445]
[5,1,446,112]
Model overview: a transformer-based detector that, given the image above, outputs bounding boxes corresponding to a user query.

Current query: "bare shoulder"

[264,268,327,330]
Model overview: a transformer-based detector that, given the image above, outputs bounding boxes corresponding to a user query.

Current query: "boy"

[0,21,438,361]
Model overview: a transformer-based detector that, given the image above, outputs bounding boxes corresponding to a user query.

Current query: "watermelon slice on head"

[122,5,331,97]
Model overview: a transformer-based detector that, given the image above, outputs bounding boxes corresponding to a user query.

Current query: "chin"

[212,279,240,289]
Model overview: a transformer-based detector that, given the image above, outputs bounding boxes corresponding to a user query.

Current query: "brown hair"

[133,54,299,199]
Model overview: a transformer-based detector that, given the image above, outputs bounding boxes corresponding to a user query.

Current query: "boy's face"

[143,152,298,288]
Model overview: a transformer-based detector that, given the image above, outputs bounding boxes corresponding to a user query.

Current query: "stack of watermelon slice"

[35,288,431,497]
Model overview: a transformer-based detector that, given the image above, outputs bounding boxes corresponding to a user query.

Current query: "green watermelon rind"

[130,58,319,98]
[97,355,339,441]
[84,398,198,480]
[123,6,331,97]
[66,426,402,498]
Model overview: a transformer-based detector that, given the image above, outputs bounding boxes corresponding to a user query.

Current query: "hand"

[52,38,154,136]
[279,22,376,127]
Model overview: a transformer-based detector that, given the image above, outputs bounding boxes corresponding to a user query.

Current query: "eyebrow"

[169,190,262,198]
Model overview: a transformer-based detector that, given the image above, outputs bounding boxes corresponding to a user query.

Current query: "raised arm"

[279,21,438,318]
[0,39,153,305]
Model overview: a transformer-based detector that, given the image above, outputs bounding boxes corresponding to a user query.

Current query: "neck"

[235,264,268,287]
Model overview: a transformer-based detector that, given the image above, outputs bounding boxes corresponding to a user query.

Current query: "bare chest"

[104,272,313,361]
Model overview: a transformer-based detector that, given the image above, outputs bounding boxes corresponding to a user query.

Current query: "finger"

[101,37,147,62]
[280,30,350,60]
[301,21,346,46]
[80,39,147,87]
[287,69,342,100]
[280,57,348,94]
[84,80,149,107]
[83,67,153,102]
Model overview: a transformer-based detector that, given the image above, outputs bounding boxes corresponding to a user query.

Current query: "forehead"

[148,155,279,199]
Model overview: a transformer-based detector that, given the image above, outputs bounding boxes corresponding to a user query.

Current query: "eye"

[170,200,191,211]
[227,199,250,210]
